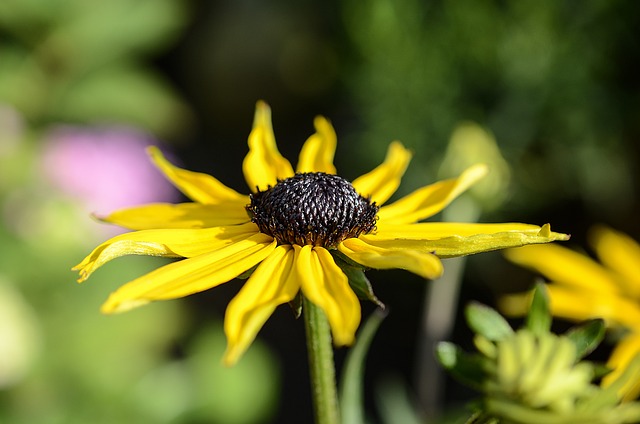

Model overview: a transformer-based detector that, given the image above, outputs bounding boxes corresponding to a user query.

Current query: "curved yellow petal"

[377,164,488,224]
[296,116,337,174]
[338,238,443,280]
[223,245,299,365]
[497,291,532,317]
[296,245,360,346]
[603,333,640,401]
[365,223,569,258]
[101,233,277,313]
[351,141,412,205]
[148,146,246,204]
[242,101,294,191]
[73,223,262,282]
[98,202,250,230]
[374,222,546,238]
[504,243,621,295]
[499,285,640,330]
[589,225,640,298]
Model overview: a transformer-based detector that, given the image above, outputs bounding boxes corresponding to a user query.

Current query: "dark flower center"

[246,172,379,247]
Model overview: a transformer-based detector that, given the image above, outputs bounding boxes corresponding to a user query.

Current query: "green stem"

[303,296,341,424]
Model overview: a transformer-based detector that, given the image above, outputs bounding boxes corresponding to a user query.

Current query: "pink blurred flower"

[40,125,180,214]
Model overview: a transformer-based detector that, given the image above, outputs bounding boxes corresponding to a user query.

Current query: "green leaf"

[436,342,487,390]
[0,46,48,120]
[331,251,384,309]
[0,0,60,36]
[339,308,387,424]
[465,302,513,341]
[525,283,551,336]
[375,376,422,424]
[55,0,189,72]
[52,64,190,137]
[564,319,605,360]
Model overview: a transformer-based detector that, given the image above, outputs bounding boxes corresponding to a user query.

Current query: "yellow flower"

[73,101,568,365]
[501,226,640,399]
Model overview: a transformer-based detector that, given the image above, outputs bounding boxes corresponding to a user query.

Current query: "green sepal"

[464,409,500,424]
[237,264,258,280]
[589,362,612,380]
[525,282,551,337]
[289,291,303,319]
[465,302,513,342]
[564,319,606,360]
[330,250,384,309]
[436,342,488,390]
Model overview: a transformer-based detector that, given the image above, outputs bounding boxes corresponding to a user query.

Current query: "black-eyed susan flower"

[501,226,640,400]
[73,101,568,365]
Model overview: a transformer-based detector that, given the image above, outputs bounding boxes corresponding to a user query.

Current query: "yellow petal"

[296,116,337,174]
[242,101,294,191]
[499,285,640,330]
[497,291,532,318]
[148,146,246,204]
[101,233,277,313]
[504,243,621,295]
[374,222,544,238]
[377,164,488,224]
[366,223,569,258]
[351,141,412,205]
[223,245,298,366]
[338,237,443,280]
[603,333,640,400]
[98,202,250,230]
[589,225,640,298]
[73,223,261,282]
[296,245,360,346]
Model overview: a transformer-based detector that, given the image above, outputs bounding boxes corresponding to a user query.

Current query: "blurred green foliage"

[343,0,639,223]
[0,0,191,137]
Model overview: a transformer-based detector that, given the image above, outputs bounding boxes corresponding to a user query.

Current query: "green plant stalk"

[304,296,340,424]
[340,308,387,424]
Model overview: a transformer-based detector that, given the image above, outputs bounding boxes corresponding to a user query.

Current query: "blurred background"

[0,0,639,423]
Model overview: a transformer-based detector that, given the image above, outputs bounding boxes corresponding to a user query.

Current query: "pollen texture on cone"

[247,172,379,247]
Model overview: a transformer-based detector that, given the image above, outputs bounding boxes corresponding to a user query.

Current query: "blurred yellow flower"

[501,226,640,399]
[74,101,568,365]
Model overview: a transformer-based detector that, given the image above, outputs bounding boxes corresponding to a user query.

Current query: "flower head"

[438,285,640,424]
[74,101,568,365]
[481,328,598,417]
[501,226,640,400]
